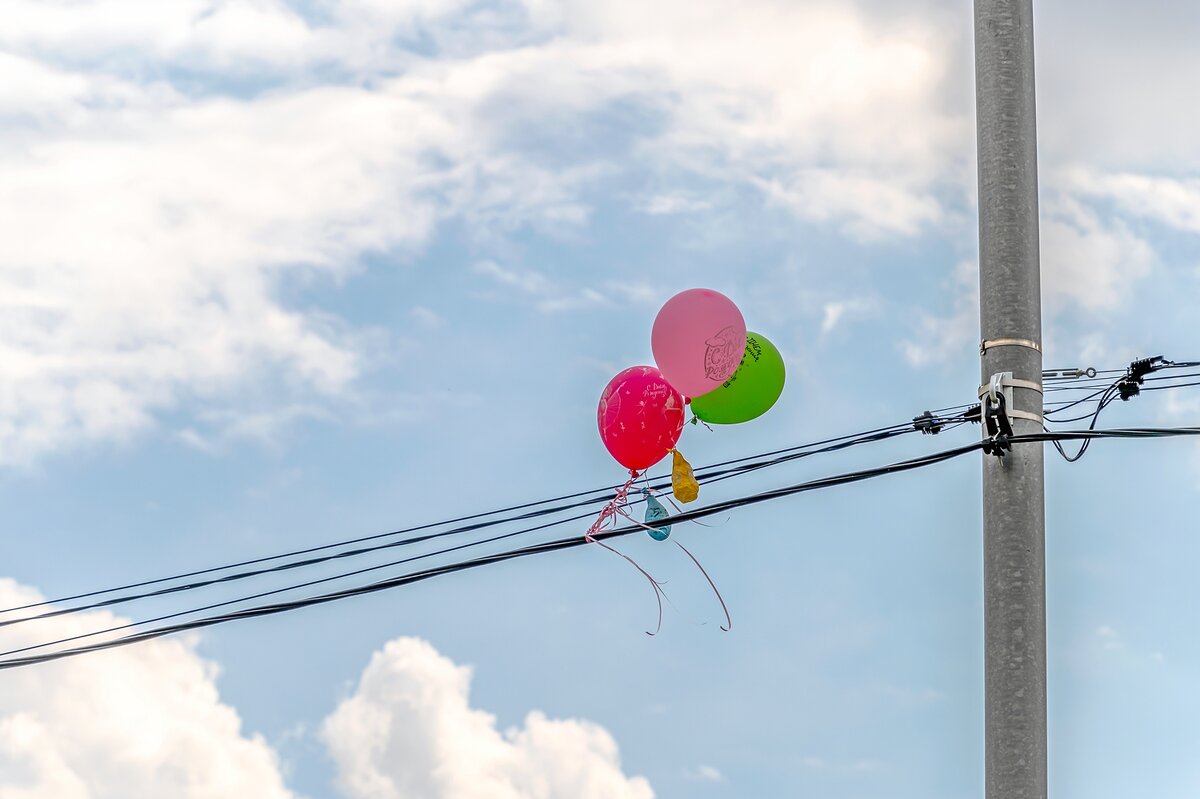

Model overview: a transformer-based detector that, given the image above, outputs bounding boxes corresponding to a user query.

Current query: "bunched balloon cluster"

[596,288,786,513]
[585,289,784,633]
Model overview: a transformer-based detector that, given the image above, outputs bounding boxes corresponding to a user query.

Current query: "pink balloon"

[597,366,685,471]
[651,288,747,398]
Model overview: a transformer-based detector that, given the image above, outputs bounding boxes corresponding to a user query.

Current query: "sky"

[1,0,1200,797]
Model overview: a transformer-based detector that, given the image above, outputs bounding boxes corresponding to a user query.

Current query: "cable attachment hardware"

[1118,355,1165,401]
[912,411,944,435]
[1042,366,1097,379]
[976,372,1043,425]
[982,391,1013,457]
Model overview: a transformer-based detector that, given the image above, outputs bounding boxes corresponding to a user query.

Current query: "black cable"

[1015,427,1200,444]
[8,424,1200,672]
[5,367,1166,627]
[0,418,935,618]
[2,415,969,629]
[0,437,991,671]
[1042,384,1118,417]
[1042,357,1200,462]
[1049,384,1121,462]
[1143,379,1200,393]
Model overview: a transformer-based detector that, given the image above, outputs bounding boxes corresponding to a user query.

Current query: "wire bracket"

[912,411,944,435]
[982,391,1013,457]
[1118,355,1166,401]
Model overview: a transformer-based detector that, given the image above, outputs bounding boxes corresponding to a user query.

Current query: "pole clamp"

[977,377,1043,397]
[980,337,1041,356]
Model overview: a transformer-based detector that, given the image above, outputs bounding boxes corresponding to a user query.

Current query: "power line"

[0,414,968,628]
[4,426,1199,672]
[0,435,990,670]
[0,420,933,616]
[5,361,1197,630]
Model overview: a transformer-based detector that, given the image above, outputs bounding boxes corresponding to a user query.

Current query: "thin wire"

[7,364,1195,638]
[0,418,937,617]
[1043,367,1125,379]
[6,367,1181,624]
[1049,384,1120,462]
[1144,379,1200,392]
[8,425,1200,672]
[1042,384,1118,416]
[2,415,972,629]
[0,437,992,671]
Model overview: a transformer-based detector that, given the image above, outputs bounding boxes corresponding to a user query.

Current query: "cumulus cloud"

[472,261,659,313]
[1036,2,1200,173]
[682,764,723,783]
[901,192,1157,368]
[1041,194,1154,311]
[0,10,586,464]
[323,637,654,799]
[820,296,878,335]
[0,579,295,799]
[0,581,652,799]
[1062,169,1200,235]
[0,0,1017,461]
[900,261,977,367]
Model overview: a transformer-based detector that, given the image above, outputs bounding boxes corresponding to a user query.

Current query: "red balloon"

[597,366,685,471]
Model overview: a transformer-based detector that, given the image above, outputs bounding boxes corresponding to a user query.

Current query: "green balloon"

[690,332,785,424]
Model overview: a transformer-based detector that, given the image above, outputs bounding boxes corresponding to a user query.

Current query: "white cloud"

[820,297,878,335]
[472,261,659,314]
[0,0,1007,462]
[323,636,654,799]
[0,33,586,464]
[1097,625,1121,651]
[902,189,1158,368]
[756,171,942,239]
[1041,194,1154,311]
[901,261,977,367]
[682,764,723,783]
[1036,4,1200,173]
[0,579,295,799]
[410,306,446,329]
[587,0,966,239]
[473,261,553,295]
[635,194,712,215]
[0,582,652,799]
[1063,169,1200,235]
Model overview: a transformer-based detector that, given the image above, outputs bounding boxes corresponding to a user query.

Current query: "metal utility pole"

[975,0,1047,797]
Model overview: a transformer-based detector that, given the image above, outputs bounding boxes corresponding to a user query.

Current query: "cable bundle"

[3,357,1198,671]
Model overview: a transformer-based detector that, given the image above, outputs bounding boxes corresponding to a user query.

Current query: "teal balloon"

[643,492,671,540]
[690,331,785,424]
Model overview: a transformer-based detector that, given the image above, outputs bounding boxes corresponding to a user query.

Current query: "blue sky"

[1,0,1199,797]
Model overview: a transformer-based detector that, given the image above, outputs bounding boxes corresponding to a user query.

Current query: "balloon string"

[584,470,639,544]
[585,470,667,636]
[588,537,666,636]
[614,501,665,536]
[673,540,732,633]
[662,493,724,528]
[614,496,730,633]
